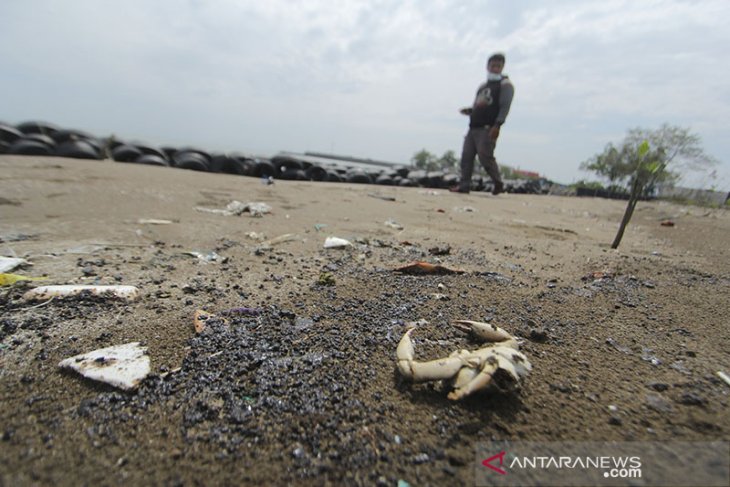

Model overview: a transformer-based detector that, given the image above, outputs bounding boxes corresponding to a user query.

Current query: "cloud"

[0,0,727,187]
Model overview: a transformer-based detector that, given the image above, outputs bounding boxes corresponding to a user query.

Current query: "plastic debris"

[137,218,174,225]
[195,201,272,217]
[717,371,730,387]
[314,224,328,232]
[324,237,353,248]
[0,256,31,273]
[0,273,47,286]
[641,347,662,366]
[394,261,465,275]
[184,251,222,263]
[384,219,404,230]
[58,342,150,390]
[23,285,140,301]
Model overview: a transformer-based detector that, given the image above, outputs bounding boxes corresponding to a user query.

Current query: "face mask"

[487,72,503,82]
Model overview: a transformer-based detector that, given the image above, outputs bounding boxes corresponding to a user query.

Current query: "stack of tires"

[1,120,103,160]
[2,119,475,190]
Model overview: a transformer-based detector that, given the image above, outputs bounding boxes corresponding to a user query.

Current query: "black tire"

[160,146,178,160]
[305,165,328,181]
[280,167,307,180]
[208,154,232,173]
[407,169,429,186]
[0,124,23,144]
[135,144,167,160]
[112,145,143,162]
[346,170,372,184]
[252,159,276,178]
[8,139,54,156]
[395,166,411,178]
[426,171,446,188]
[174,152,210,171]
[375,174,394,185]
[16,121,59,136]
[56,139,101,160]
[326,170,342,182]
[174,147,210,163]
[51,129,97,144]
[228,157,254,176]
[21,133,56,149]
[272,155,304,172]
[135,154,169,167]
[442,173,459,187]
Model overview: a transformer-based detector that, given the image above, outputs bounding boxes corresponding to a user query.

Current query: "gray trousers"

[459,127,502,191]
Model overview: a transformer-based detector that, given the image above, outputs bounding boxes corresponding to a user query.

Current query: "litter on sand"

[22,285,140,301]
[137,218,175,225]
[384,219,404,230]
[0,256,31,273]
[0,273,47,286]
[58,342,150,390]
[324,237,353,248]
[195,201,272,217]
[184,251,222,263]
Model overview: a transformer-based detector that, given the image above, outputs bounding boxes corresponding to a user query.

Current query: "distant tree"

[411,149,438,171]
[438,150,458,172]
[411,149,460,172]
[581,125,718,248]
[581,124,716,194]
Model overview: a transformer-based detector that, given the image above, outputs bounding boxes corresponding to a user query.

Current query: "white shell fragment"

[22,285,140,301]
[195,201,272,217]
[324,236,353,248]
[137,218,174,225]
[0,256,31,273]
[58,342,150,390]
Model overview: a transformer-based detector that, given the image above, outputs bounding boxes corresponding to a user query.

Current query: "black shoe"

[492,181,504,195]
[449,186,470,194]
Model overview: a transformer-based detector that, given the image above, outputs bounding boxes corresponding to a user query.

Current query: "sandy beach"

[1,155,729,485]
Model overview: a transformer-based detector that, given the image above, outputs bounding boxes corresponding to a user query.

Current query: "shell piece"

[22,285,140,301]
[58,342,150,390]
[0,256,31,273]
[324,236,352,248]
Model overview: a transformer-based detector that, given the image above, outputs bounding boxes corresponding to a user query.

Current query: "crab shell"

[396,321,531,400]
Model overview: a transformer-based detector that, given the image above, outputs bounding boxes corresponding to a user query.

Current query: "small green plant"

[611,141,663,248]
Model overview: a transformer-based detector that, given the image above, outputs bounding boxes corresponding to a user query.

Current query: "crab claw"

[452,320,514,344]
[447,348,532,400]
[448,356,499,400]
[396,328,463,382]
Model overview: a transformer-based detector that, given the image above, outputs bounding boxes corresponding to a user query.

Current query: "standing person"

[451,52,514,195]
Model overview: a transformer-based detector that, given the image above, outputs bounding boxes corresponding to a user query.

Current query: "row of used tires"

[0,120,524,192]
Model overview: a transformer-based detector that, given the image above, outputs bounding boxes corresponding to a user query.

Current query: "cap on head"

[488,52,506,64]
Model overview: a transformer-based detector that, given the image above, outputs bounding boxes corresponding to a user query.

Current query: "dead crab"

[396,320,531,400]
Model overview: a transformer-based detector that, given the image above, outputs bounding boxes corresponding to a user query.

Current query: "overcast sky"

[1,0,728,188]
